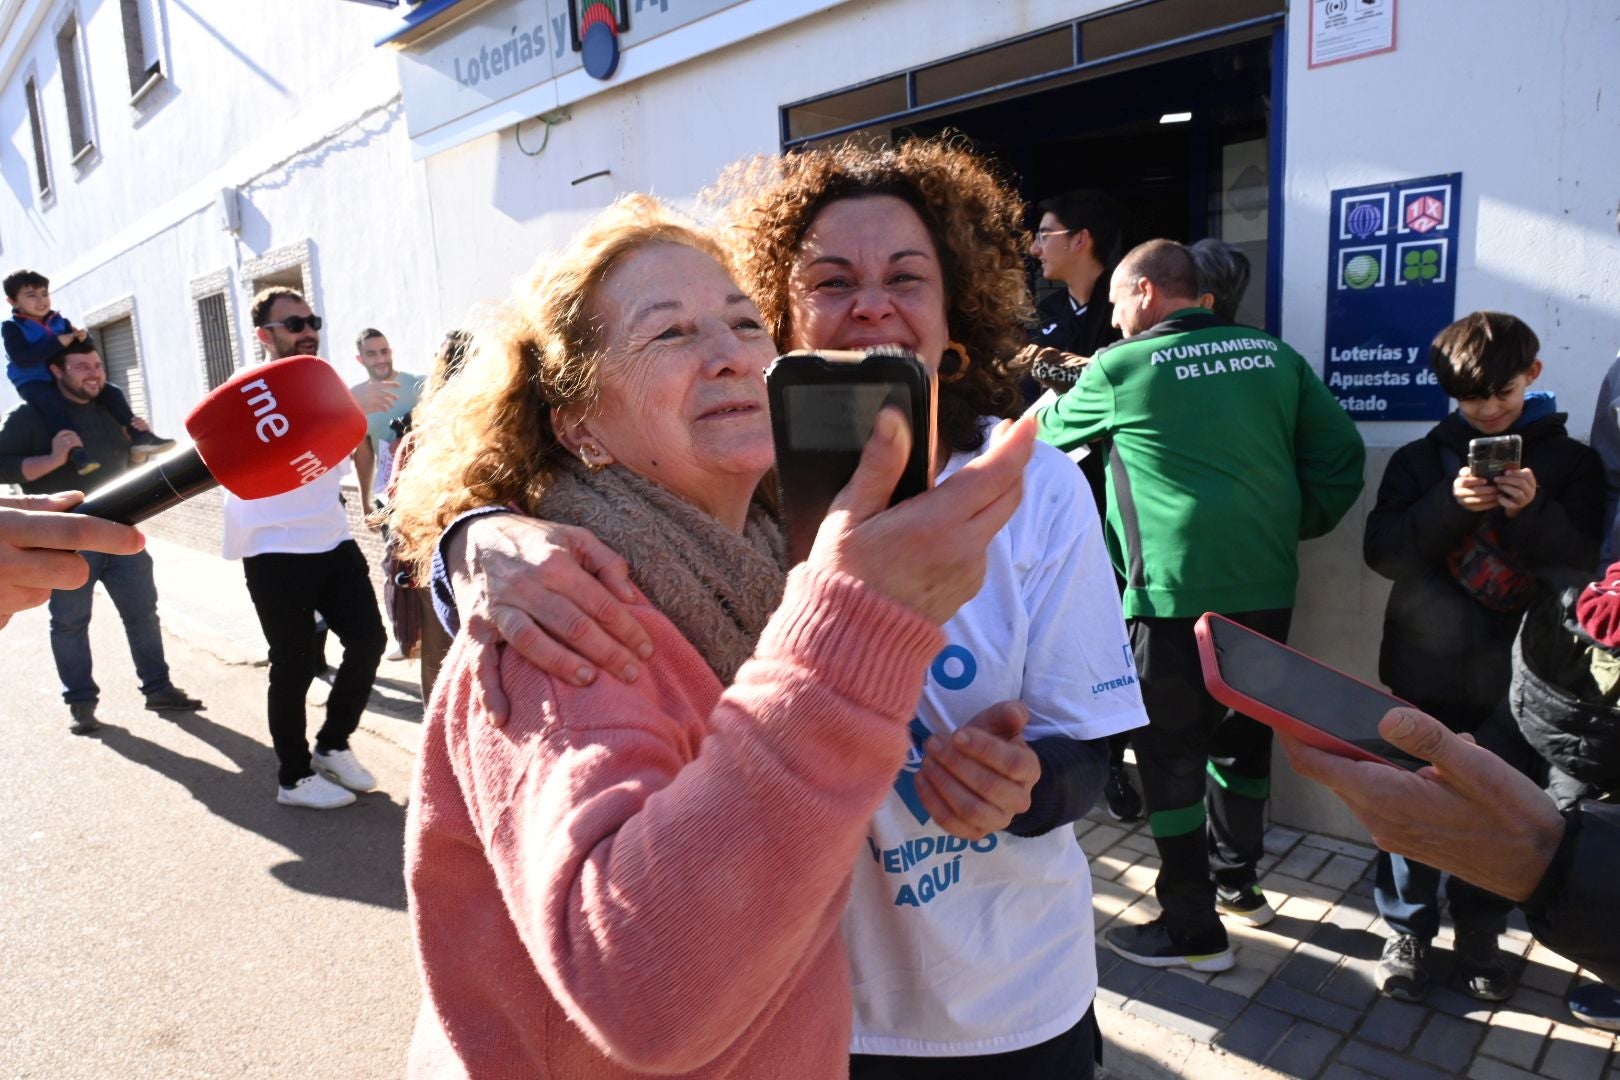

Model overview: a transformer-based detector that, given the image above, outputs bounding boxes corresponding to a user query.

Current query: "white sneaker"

[277,773,356,809]
[312,747,377,792]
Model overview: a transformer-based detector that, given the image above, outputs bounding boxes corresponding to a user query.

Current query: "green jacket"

[1036,308,1365,618]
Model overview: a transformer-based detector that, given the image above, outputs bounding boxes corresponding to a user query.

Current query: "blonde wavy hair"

[711,137,1035,453]
[388,194,730,576]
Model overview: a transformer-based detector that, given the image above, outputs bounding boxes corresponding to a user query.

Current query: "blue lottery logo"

[1347,202,1383,239]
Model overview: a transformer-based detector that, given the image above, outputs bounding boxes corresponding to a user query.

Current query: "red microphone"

[74,355,368,525]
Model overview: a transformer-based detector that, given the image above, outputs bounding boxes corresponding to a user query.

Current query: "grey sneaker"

[1105,916,1234,972]
[128,430,176,454]
[1377,933,1430,1001]
[1455,928,1516,1002]
[68,701,100,735]
[1215,882,1276,927]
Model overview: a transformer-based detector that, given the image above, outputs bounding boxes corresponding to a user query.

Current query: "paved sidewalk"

[1083,800,1620,1080]
[143,535,1618,1080]
[147,534,427,756]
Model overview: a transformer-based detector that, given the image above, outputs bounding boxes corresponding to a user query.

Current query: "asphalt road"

[1,595,421,1078]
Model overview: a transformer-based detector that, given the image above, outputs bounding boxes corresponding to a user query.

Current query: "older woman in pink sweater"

[389,196,1033,1078]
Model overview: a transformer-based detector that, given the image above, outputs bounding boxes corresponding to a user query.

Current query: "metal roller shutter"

[96,316,148,419]
[197,292,235,390]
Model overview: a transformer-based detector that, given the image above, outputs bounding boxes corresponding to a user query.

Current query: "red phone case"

[1193,612,1413,770]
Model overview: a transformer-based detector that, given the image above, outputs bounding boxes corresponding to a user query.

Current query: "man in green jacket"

[1037,239,1365,971]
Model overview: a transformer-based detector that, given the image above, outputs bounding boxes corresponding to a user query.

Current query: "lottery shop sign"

[1322,173,1462,421]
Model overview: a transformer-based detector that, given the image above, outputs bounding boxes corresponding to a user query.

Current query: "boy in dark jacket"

[3,269,173,475]
[1364,311,1604,1004]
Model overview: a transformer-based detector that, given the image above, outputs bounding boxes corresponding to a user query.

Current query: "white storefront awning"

[385,0,853,159]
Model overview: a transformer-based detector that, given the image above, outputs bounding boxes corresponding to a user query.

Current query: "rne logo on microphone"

[289,450,328,486]
[239,378,290,443]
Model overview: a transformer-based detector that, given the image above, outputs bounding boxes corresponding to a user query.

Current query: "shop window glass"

[915,28,1072,107]
[1083,0,1284,62]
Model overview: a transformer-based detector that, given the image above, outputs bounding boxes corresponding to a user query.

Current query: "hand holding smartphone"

[765,348,938,564]
[1195,613,1426,770]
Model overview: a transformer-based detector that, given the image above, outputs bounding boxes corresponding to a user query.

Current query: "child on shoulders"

[3,268,174,475]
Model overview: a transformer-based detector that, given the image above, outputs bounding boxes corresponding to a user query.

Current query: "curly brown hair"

[387,194,732,576]
[712,137,1034,453]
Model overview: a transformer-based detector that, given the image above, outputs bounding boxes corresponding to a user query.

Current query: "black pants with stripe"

[1128,608,1292,937]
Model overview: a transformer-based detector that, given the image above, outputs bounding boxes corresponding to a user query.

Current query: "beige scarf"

[536,457,787,683]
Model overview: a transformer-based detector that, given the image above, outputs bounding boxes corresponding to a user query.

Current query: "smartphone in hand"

[1468,434,1522,480]
[1195,613,1426,770]
[765,348,937,564]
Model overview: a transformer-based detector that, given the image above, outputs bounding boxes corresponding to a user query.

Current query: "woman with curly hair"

[434,140,1147,1078]
[390,193,1034,1077]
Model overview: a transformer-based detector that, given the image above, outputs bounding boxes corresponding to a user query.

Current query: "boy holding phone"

[1364,310,1603,1003]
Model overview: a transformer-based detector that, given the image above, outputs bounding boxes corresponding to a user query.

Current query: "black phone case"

[765,349,936,564]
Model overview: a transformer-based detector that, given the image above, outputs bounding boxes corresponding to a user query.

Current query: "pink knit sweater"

[407,565,943,1078]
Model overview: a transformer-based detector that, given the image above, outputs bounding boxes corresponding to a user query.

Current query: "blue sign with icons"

[1322,172,1462,421]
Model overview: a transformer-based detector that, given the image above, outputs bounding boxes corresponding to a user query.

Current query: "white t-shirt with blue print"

[844,433,1149,1058]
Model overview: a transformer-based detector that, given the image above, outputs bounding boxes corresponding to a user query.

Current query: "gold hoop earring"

[579,444,607,470]
[940,340,973,383]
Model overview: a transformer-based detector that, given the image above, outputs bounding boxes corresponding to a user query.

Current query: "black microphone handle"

[72,446,218,525]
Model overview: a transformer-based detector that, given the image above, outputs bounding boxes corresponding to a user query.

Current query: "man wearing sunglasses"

[220,287,387,810]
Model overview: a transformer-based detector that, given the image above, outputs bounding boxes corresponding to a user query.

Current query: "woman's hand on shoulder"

[807,410,1034,625]
[450,514,653,724]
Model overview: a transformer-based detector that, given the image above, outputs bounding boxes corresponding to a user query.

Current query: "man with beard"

[348,328,417,512]
[223,288,386,809]
[0,336,202,733]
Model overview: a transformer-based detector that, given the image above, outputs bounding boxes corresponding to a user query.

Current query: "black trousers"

[850,1006,1098,1080]
[243,541,385,787]
[1129,608,1292,936]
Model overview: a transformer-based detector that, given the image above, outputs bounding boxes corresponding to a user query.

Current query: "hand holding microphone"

[75,356,368,525]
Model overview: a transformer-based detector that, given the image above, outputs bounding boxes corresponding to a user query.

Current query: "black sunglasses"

[263,314,323,333]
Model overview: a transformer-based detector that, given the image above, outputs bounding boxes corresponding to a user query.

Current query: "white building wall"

[1275,0,1620,835]
[1281,0,1620,446]
[0,0,441,436]
[416,0,1118,319]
